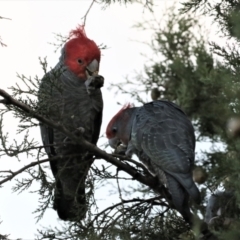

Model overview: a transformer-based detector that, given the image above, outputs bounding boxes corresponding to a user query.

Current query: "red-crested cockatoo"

[106,100,200,224]
[38,26,103,221]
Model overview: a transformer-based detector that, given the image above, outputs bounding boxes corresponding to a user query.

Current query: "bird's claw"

[63,127,85,145]
[63,136,71,146]
[114,144,127,155]
[77,127,85,134]
[85,75,104,94]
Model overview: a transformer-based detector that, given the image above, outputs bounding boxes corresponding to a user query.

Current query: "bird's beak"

[86,59,99,77]
[109,137,121,149]
[84,59,104,90]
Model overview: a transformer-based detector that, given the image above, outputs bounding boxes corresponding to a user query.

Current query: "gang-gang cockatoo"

[38,26,104,221]
[106,100,201,224]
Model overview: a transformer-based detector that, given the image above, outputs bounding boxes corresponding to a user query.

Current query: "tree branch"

[0,16,11,47]
[111,153,150,174]
[89,196,168,226]
[0,38,7,47]
[0,153,84,185]
[0,88,172,205]
[82,0,97,26]
[0,16,11,20]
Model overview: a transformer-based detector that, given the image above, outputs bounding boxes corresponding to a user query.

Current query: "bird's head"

[64,25,101,80]
[106,103,134,149]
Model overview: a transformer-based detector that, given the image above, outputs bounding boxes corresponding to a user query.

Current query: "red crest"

[106,103,134,138]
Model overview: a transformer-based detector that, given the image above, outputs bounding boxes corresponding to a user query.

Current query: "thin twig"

[0,16,11,47]
[82,0,96,26]
[0,37,7,47]
[0,16,11,20]
[89,196,164,226]
[0,143,60,158]
[0,153,84,185]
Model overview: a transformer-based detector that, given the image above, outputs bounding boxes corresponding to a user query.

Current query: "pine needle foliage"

[2,0,240,239]
[110,1,240,239]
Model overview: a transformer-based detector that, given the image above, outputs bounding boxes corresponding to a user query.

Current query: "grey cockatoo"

[38,26,104,221]
[106,100,201,224]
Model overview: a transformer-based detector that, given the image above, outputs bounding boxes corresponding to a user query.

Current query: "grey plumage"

[107,100,200,224]
[39,57,103,221]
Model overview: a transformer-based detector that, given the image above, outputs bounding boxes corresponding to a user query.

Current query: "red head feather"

[64,25,101,79]
[69,25,87,39]
[106,103,134,139]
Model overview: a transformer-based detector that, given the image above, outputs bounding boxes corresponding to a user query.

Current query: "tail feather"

[187,181,201,205]
[54,180,87,221]
[53,156,92,221]
[168,172,201,205]
[165,173,193,224]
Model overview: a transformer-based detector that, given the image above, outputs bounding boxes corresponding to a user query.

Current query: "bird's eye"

[77,59,84,65]
[112,127,117,133]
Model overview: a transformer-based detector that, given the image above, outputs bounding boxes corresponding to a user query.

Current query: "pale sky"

[0,1,219,239]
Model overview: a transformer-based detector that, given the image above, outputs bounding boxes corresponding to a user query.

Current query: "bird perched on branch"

[106,100,200,224]
[38,25,104,221]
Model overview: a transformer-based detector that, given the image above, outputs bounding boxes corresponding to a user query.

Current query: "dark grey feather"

[38,60,103,221]
[129,100,200,223]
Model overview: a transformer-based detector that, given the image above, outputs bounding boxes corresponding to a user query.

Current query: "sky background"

[0,1,222,239]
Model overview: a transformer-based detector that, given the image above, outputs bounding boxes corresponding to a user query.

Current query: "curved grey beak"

[86,59,99,77]
[109,137,121,149]
[84,59,104,91]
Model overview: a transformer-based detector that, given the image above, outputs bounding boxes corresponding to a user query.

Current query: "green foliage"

[110,1,240,238]
[181,0,240,41]
[2,0,240,239]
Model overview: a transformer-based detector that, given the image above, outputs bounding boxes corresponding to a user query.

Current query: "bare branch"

[0,16,11,47]
[0,16,11,20]
[0,36,7,47]
[81,0,97,26]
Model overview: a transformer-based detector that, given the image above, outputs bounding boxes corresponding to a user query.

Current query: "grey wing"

[39,123,54,156]
[133,100,195,171]
[132,101,200,204]
[39,123,58,176]
[164,172,192,223]
[38,68,97,221]
[38,71,59,176]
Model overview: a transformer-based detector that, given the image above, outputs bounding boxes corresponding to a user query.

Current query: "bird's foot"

[114,144,127,155]
[63,127,85,145]
[85,75,104,94]
[75,127,85,137]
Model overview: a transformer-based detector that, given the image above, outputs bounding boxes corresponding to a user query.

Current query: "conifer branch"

[0,88,172,204]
